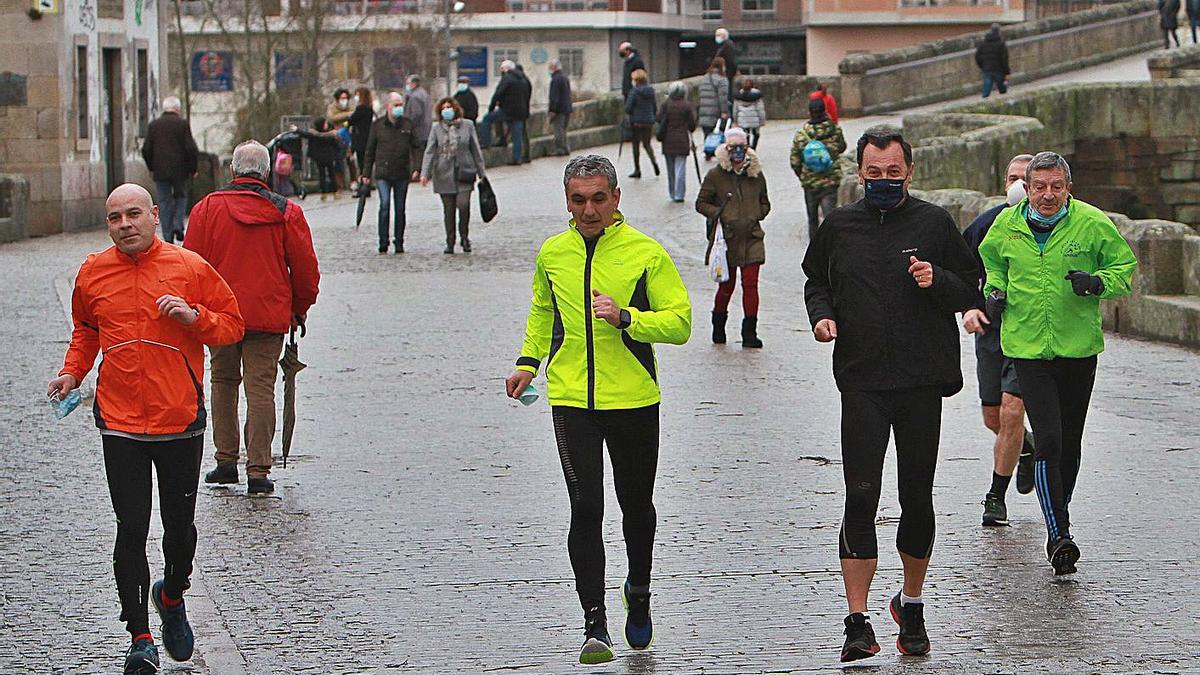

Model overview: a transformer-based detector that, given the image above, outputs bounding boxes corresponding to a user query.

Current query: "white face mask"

[337,98,349,109]
[1006,179,1027,206]
[715,36,726,45]
[353,95,360,105]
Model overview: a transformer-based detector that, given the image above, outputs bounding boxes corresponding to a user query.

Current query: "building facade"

[680,0,806,76]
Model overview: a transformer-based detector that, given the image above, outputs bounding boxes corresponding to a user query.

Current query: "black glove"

[1065,270,1104,297]
[984,289,1007,321]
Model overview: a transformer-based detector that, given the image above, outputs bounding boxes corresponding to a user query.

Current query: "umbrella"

[278,321,307,468]
[354,183,368,229]
[691,133,702,186]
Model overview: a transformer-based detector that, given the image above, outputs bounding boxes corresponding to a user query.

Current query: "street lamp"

[445,0,466,97]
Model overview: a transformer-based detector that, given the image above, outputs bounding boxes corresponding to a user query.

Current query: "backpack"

[274,150,294,177]
[802,139,833,173]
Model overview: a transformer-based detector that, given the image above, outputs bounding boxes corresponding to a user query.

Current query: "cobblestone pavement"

[3,57,1199,675]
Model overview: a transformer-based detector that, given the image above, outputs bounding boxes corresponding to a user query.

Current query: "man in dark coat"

[361,92,424,253]
[1161,0,1182,47]
[515,63,534,163]
[479,60,530,164]
[453,76,479,121]
[141,96,200,242]
[975,24,1010,98]
[548,59,574,156]
[618,41,646,99]
[714,28,738,102]
[1187,0,1200,42]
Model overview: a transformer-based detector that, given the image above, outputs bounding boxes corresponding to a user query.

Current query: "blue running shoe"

[622,580,653,650]
[123,638,159,674]
[150,580,194,661]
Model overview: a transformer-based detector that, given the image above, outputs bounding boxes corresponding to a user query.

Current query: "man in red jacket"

[809,84,839,124]
[184,140,321,495]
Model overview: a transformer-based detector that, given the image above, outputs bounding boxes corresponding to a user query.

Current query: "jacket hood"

[985,29,1002,42]
[734,88,763,102]
[715,144,762,177]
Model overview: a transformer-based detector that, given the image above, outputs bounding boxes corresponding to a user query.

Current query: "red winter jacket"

[184,177,320,334]
[809,90,839,124]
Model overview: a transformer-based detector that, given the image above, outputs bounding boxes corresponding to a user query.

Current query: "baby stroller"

[266,130,306,199]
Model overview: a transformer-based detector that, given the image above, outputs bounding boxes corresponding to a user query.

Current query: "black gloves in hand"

[985,289,1007,321]
[1065,270,1104,297]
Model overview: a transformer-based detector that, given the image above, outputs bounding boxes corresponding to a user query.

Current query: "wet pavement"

[2,53,1199,674]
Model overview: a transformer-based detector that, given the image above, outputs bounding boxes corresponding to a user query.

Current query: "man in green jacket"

[979,151,1137,575]
[790,98,847,241]
[505,154,691,665]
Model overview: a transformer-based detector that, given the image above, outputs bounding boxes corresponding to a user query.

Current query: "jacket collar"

[715,145,762,177]
[232,176,270,190]
[118,235,165,265]
[569,210,627,239]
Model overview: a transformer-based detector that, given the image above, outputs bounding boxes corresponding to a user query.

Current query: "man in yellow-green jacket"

[979,151,1136,576]
[505,154,691,666]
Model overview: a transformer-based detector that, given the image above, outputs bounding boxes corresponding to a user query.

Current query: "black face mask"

[864,177,906,211]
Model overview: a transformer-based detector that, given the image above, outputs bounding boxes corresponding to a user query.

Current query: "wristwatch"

[616,309,632,330]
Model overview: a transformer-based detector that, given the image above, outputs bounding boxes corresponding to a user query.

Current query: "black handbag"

[456,168,477,184]
[655,122,666,142]
[478,178,498,223]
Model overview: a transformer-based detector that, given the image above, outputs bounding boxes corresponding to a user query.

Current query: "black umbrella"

[278,321,307,468]
[691,133,703,186]
[354,183,368,230]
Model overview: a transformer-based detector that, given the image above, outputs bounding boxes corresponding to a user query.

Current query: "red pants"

[714,264,760,316]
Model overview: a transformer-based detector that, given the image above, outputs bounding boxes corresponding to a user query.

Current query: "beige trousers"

[210,332,284,478]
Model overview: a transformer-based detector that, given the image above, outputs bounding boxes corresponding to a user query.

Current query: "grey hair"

[715,27,729,38]
[548,59,561,70]
[1025,151,1071,183]
[563,154,618,192]
[668,81,687,98]
[231,140,271,178]
[162,96,182,113]
[500,59,515,72]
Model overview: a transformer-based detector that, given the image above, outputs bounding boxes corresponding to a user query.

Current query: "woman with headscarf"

[421,97,488,254]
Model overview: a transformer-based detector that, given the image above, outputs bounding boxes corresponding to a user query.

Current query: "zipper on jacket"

[583,236,599,410]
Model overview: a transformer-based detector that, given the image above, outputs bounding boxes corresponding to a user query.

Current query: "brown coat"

[696,145,770,267]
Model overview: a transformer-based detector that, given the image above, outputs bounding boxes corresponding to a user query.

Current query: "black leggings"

[552,405,659,611]
[1013,357,1097,540]
[440,191,472,248]
[839,387,942,560]
[630,124,657,171]
[102,434,203,636]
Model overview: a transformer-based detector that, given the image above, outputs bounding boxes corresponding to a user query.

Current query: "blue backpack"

[802,139,833,173]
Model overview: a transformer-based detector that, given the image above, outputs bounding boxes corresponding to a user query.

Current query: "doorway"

[101,48,124,192]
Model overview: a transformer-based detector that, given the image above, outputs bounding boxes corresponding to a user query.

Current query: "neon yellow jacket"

[516,212,692,409]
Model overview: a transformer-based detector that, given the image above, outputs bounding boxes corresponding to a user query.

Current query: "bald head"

[106,183,158,256]
[107,183,154,212]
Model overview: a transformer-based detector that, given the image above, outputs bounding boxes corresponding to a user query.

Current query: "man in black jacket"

[618,42,646,99]
[360,92,423,254]
[453,76,479,121]
[975,24,1010,98]
[479,60,530,165]
[802,129,978,664]
[548,59,573,156]
[714,28,738,103]
[142,96,200,242]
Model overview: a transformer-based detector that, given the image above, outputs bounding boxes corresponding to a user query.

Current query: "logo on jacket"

[1063,240,1083,257]
[901,248,918,254]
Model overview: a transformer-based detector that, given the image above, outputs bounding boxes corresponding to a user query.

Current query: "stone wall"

[836,0,1160,117]
[1148,43,1200,79]
[0,174,29,243]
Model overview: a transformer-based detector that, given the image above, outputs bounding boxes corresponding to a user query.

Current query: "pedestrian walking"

[1161,0,1182,47]
[698,59,730,160]
[624,69,659,178]
[713,27,739,102]
[504,154,691,665]
[361,92,423,254]
[656,81,697,203]
[809,83,839,124]
[47,183,244,675]
[548,59,574,156]
[326,88,355,192]
[296,118,343,201]
[731,79,766,149]
[802,129,979,663]
[696,127,769,348]
[405,74,433,148]
[975,24,1011,98]
[141,96,199,243]
[960,154,1037,527]
[421,98,488,254]
[978,151,1137,575]
[790,97,847,241]
[454,76,479,122]
[479,60,530,165]
[184,141,321,496]
[348,87,376,184]
[1188,0,1200,42]
[326,88,354,127]
[515,63,534,163]
[618,41,646,100]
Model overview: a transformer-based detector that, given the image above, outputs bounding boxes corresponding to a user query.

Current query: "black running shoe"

[889,594,931,656]
[580,607,614,664]
[151,580,194,661]
[622,581,652,650]
[1016,432,1035,494]
[840,613,880,662]
[982,492,1009,527]
[124,638,159,674]
[204,463,238,485]
[1047,535,1080,575]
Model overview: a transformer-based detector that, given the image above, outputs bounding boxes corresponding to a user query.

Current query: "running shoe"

[579,607,614,665]
[150,580,194,661]
[1016,432,1036,494]
[123,638,159,674]
[622,581,653,650]
[1047,535,1080,575]
[889,594,931,656]
[981,492,1009,527]
[204,463,238,485]
[840,613,880,662]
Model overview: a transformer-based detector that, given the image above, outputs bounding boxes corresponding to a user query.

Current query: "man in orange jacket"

[184,140,321,495]
[47,183,244,675]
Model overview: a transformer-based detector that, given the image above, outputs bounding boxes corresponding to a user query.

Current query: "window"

[76,45,89,140]
[558,48,584,80]
[702,0,722,19]
[493,48,519,76]
[331,51,363,81]
[741,0,773,12]
[136,49,149,137]
[373,47,417,89]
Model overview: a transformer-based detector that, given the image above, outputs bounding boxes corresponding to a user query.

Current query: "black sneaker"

[247,477,274,495]
[982,492,1009,526]
[204,463,238,485]
[580,606,614,664]
[1047,535,1080,575]
[622,581,652,650]
[889,594,931,656]
[840,613,880,662]
[124,638,159,674]
[1016,432,1036,494]
[150,580,194,661]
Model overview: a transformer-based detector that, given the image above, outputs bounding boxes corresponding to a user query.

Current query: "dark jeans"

[376,178,410,251]
[839,386,942,560]
[479,109,525,163]
[102,434,204,636]
[440,190,472,249]
[155,178,189,241]
[551,404,659,611]
[981,71,1008,98]
[551,112,571,154]
[316,162,336,194]
[804,186,838,241]
[1013,356,1097,540]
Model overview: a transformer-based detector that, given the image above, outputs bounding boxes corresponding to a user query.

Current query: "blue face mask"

[49,389,81,420]
[864,178,907,211]
[1026,200,1069,226]
[440,108,456,121]
[391,106,404,119]
[457,83,468,93]
[729,145,747,163]
[404,84,413,93]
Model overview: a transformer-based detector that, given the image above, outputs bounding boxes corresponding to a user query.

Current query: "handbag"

[655,122,666,142]
[708,226,730,284]
[703,118,728,156]
[456,168,477,184]
[478,178,498,223]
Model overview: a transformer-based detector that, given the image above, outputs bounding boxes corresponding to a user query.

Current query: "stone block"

[5,110,40,140]
[36,109,59,140]
[1160,160,1198,182]
[1150,82,1200,139]
[25,77,59,108]
[1102,84,1153,137]
[1182,235,1200,295]
[1173,205,1200,225]
[0,174,29,243]
[0,71,27,107]
[1115,218,1194,295]
[1161,183,1200,205]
